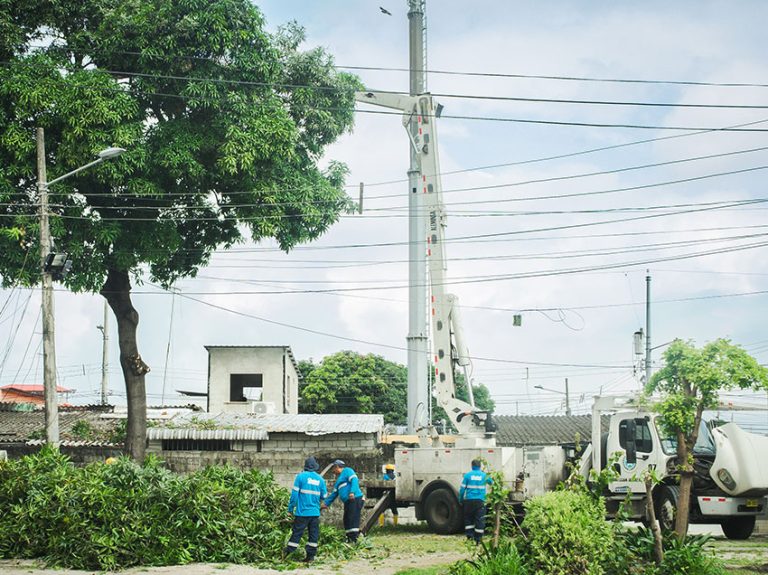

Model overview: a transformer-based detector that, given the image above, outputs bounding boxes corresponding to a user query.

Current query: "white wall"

[207,347,299,414]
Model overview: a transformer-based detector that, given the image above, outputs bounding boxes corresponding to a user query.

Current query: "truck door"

[616,417,655,485]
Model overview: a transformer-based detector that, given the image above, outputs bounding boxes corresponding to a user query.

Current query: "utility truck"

[357,90,768,539]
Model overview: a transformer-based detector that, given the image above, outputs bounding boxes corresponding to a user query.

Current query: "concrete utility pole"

[565,378,571,416]
[645,271,652,385]
[406,0,429,432]
[98,300,109,405]
[37,128,59,447]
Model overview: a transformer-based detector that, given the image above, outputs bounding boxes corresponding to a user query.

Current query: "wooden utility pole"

[37,127,59,447]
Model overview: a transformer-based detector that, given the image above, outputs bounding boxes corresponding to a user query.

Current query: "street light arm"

[47,157,104,187]
[46,147,125,187]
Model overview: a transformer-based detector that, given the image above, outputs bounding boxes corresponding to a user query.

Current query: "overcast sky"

[2,1,768,430]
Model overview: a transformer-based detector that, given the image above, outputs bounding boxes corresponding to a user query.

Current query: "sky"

[2,0,768,431]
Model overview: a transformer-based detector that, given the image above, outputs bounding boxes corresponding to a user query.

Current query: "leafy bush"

[450,540,527,575]
[520,490,614,575]
[623,527,726,575]
[0,447,351,569]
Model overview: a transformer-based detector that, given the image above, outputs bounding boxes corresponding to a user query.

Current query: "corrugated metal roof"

[0,410,121,443]
[495,415,608,446]
[147,427,268,441]
[160,412,383,436]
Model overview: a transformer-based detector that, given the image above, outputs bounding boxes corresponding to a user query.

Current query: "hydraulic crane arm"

[356,91,496,441]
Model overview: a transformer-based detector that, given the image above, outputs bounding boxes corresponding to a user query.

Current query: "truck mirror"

[625,419,637,466]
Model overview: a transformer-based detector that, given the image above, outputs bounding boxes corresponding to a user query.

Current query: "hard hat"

[385,464,395,470]
[105,457,117,465]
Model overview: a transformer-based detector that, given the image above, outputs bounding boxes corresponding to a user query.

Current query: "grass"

[394,567,449,575]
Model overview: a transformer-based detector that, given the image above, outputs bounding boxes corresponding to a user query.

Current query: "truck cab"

[600,405,768,539]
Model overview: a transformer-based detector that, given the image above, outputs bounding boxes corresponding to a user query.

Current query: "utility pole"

[37,128,59,447]
[97,300,109,405]
[406,0,429,433]
[645,271,652,385]
[565,378,571,416]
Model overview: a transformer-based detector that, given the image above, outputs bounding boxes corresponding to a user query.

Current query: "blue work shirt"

[459,467,493,502]
[288,470,328,517]
[324,467,363,505]
[382,472,395,481]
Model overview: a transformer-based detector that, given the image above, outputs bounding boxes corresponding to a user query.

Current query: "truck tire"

[656,485,679,532]
[721,516,755,540]
[424,488,463,535]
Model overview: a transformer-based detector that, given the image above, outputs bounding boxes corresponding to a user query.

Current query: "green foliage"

[520,490,614,575]
[299,352,496,427]
[0,446,353,569]
[647,339,768,438]
[70,419,95,440]
[623,527,726,575]
[299,351,408,424]
[450,540,528,575]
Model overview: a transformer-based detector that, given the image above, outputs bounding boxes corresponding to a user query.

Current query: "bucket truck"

[356,91,768,538]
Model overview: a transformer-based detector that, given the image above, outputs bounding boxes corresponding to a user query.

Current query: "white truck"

[357,90,768,539]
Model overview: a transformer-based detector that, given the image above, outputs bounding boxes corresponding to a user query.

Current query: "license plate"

[746,499,759,508]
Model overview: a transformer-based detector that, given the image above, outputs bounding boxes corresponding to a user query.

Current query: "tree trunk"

[674,429,692,539]
[644,474,664,565]
[101,269,150,462]
[493,503,501,549]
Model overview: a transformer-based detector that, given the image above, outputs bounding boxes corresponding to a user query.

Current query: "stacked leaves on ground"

[0,447,351,570]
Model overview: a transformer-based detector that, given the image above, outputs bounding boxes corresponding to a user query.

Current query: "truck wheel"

[424,488,462,535]
[656,486,679,532]
[721,516,755,540]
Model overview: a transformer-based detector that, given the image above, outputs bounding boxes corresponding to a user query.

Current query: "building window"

[230,373,263,402]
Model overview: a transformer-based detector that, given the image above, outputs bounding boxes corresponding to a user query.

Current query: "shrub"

[623,528,726,575]
[520,490,614,575]
[0,447,351,569]
[450,540,528,575]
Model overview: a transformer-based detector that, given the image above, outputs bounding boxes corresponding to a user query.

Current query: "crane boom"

[356,91,496,443]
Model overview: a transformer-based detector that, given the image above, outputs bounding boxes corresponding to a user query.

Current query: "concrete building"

[205,345,300,415]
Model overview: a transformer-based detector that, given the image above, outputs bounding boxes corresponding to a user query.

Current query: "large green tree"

[0,0,360,460]
[647,339,768,538]
[299,351,408,424]
[298,351,495,427]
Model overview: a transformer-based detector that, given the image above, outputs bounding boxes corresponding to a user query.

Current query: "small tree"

[646,339,768,538]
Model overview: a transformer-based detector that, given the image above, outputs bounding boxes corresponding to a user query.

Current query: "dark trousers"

[285,515,320,559]
[463,499,486,543]
[343,498,364,542]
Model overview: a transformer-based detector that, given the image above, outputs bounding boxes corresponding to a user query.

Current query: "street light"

[534,378,571,416]
[37,127,125,446]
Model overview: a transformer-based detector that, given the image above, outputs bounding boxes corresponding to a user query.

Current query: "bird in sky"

[380,7,392,16]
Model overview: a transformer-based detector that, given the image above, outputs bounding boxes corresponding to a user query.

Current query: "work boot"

[393,515,399,526]
[378,514,385,527]
[303,555,315,563]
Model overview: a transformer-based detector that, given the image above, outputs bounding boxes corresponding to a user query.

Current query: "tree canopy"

[647,338,768,537]
[0,0,360,459]
[298,351,495,427]
[299,351,408,424]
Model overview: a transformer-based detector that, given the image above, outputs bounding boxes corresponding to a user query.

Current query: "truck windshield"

[656,420,716,456]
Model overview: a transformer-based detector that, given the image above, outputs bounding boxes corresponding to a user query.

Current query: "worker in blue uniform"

[285,456,327,562]
[321,459,364,543]
[379,463,399,526]
[458,459,493,544]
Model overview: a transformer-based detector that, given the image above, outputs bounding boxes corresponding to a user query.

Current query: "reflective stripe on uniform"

[287,541,299,548]
[345,528,360,533]
[306,542,318,547]
[300,489,321,495]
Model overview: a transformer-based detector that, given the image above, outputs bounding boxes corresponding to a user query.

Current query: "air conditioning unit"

[249,401,276,414]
